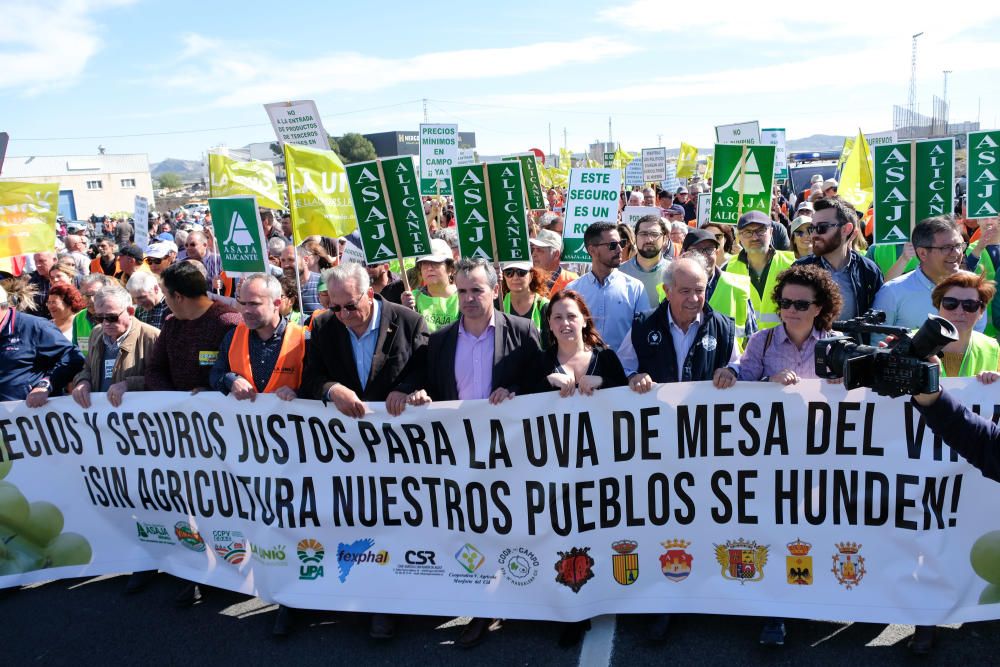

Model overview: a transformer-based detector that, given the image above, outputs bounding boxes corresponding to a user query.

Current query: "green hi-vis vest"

[503,293,548,331]
[415,289,460,332]
[967,241,1000,338]
[72,310,95,357]
[941,330,1000,377]
[656,272,752,348]
[723,250,795,329]
[870,244,918,276]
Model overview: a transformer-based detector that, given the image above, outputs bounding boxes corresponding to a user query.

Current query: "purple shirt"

[455,317,495,400]
[737,325,827,381]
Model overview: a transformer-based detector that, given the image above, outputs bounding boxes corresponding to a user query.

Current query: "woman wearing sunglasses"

[932,271,1000,383]
[789,216,813,259]
[737,264,843,387]
[500,260,549,334]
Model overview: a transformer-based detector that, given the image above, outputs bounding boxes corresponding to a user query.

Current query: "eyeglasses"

[636,231,663,240]
[93,311,124,323]
[777,298,815,311]
[329,300,363,313]
[807,222,845,235]
[921,242,967,255]
[739,228,768,238]
[503,268,529,278]
[592,240,626,251]
[940,296,984,312]
[146,257,166,265]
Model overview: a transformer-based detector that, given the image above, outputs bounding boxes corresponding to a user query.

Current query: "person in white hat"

[145,241,178,275]
[401,238,458,332]
[500,260,549,334]
[822,178,839,197]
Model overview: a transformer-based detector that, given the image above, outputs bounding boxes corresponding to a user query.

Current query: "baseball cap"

[155,232,174,242]
[500,260,533,272]
[796,201,815,213]
[810,174,824,184]
[675,186,689,195]
[530,229,563,252]
[682,228,720,253]
[146,241,178,259]
[414,238,453,264]
[666,204,686,217]
[790,216,812,234]
[736,211,771,229]
[822,178,839,190]
[118,244,144,261]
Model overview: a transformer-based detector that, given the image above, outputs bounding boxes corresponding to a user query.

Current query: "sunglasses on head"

[940,296,984,313]
[93,311,124,323]
[777,298,815,311]
[503,268,529,278]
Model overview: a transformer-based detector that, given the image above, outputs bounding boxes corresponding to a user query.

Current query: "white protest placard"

[641,147,667,182]
[662,163,680,193]
[697,192,712,227]
[419,123,459,195]
[133,195,149,249]
[563,167,622,261]
[263,100,330,149]
[715,121,761,145]
[457,148,475,166]
[865,131,899,147]
[622,205,663,228]
[762,128,788,180]
[625,157,644,186]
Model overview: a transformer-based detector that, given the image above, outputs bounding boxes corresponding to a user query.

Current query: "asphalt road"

[4,573,1000,666]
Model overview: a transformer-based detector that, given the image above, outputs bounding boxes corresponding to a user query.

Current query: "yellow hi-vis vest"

[723,250,795,329]
[941,330,1000,377]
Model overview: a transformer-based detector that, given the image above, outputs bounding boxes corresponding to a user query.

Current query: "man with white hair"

[627,190,643,207]
[209,273,304,403]
[73,273,117,355]
[126,272,171,329]
[28,251,57,318]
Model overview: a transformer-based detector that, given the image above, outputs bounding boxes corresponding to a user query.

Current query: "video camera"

[815,310,958,397]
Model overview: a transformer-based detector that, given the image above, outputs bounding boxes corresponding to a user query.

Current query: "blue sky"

[4,0,1000,163]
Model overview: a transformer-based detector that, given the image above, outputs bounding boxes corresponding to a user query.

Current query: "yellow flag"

[838,130,873,211]
[704,155,714,182]
[538,163,553,189]
[676,142,699,178]
[559,148,574,170]
[542,164,568,188]
[0,182,58,259]
[586,158,601,168]
[284,143,358,244]
[612,146,633,170]
[836,137,855,174]
[208,152,283,209]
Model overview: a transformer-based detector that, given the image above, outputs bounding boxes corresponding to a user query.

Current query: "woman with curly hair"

[737,264,844,386]
[46,283,87,341]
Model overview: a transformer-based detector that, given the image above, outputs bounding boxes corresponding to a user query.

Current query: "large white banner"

[2,381,1000,625]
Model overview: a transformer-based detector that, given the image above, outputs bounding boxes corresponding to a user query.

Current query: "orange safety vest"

[216,270,237,297]
[227,322,306,393]
[90,256,120,276]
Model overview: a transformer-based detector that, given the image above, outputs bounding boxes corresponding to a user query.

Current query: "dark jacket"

[398,309,541,401]
[301,296,428,402]
[0,309,84,401]
[913,391,1000,483]
[630,301,735,383]
[793,250,885,316]
[531,345,627,394]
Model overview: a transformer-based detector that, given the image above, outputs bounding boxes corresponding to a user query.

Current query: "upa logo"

[297,538,325,580]
[174,521,205,553]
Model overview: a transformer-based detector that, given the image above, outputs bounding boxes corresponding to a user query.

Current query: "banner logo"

[174,521,205,552]
[659,539,693,583]
[611,540,639,585]
[297,538,325,580]
[786,539,813,585]
[831,542,866,590]
[555,547,594,593]
[455,543,485,574]
[335,538,388,583]
[393,549,444,577]
[212,530,247,565]
[135,522,173,545]
[498,547,539,586]
[250,542,288,566]
[224,211,254,246]
[715,538,768,583]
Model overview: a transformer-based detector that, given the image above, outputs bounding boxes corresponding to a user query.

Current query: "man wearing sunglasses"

[723,212,796,329]
[565,222,649,350]
[872,216,986,340]
[144,241,177,275]
[793,198,883,322]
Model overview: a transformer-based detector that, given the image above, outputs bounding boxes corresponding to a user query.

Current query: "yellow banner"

[836,137,855,173]
[838,130,873,211]
[284,143,358,244]
[542,164,568,189]
[0,182,58,259]
[677,142,699,178]
[208,153,283,209]
[559,148,574,170]
[612,146,633,170]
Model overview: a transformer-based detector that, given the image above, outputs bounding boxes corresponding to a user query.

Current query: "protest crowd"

[0,149,994,656]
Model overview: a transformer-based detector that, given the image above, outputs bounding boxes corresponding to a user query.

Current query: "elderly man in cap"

[675,186,696,221]
[822,178,839,198]
[530,229,578,298]
[145,241,178,275]
[722,211,796,329]
[116,244,150,285]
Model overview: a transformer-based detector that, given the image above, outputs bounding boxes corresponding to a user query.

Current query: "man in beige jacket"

[71,284,159,408]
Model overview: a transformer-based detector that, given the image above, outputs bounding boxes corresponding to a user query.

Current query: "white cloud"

[0,0,134,94]
[159,36,640,107]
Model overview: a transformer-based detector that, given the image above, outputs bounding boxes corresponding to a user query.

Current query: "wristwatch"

[32,379,52,393]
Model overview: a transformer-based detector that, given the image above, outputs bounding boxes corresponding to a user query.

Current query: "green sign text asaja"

[450,164,495,260]
[381,156,432,259]
[345,161,397,264]
[503,154,544,210]
[709,144,775,224]
[915,138,954,221]
[872,139,954,245]
[487,161,531,262]
[207,196,267,276]
[968,131,1000,220]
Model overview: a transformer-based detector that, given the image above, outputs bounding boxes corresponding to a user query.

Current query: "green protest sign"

[207,196,268,276]
[502,154,545,210]
[381,156,432,258]
[968,131,1000,220]
[710,144,776,224]
[450,164,495,260]
[486,161,531,262]
[345,161,398,264]
[872,139,954,244]
[562,168,622,262]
